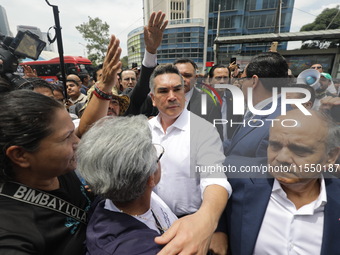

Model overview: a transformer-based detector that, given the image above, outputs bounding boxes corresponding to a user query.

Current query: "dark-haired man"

[208,64,242,140]
[224,52,290,157]
[310,63,324,73]
[174,58,223,138]
[149,63,231,255]
[66,74,87,105]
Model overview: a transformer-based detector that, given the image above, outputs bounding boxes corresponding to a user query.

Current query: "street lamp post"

[78,42,87,58]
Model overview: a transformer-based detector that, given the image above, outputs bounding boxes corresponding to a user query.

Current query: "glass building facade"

[127,18,205,68]
[128,0,294,69]
[207,0,295,62]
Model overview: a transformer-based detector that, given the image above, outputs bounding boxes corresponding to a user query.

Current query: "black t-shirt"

[0,171,93,255]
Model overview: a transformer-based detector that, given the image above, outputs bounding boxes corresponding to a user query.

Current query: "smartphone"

[230,57,236,64]
[270,41,278,52]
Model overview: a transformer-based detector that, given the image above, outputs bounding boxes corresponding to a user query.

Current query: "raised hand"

[100,35,122,92]
[144,11,168,54]
[23,65,38,78]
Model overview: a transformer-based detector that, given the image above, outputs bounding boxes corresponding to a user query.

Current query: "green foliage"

[76,17,110,64]
[121,56,128,69]
[300,6,340,49]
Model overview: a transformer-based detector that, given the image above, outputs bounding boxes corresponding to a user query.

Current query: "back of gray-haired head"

[76,115,158,202]
[149,64,184,92]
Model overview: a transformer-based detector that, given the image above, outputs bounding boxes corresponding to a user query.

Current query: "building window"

[262,0,277,9]
[247,14,278,29]
[247,0,257,11]
[170,0,185,20]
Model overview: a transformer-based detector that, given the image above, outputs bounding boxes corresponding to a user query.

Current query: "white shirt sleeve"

[142,50,157,68]
[200,178,232,199]
[191,114,232,198]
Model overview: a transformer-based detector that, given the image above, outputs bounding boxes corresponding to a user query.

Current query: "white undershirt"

[105,192,178,234]
[254,176,327,255]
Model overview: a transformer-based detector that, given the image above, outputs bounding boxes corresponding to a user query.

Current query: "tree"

[76,17,110,65]
[121,56,128,69]
[300,6,340,49]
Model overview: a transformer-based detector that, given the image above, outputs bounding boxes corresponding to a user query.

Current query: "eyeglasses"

[311,66,322,69]
[237,77,249,84]
[153,144,165,163]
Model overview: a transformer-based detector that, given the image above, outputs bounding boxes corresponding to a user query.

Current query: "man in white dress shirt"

[222,109,340,255]
[148,64,231,255]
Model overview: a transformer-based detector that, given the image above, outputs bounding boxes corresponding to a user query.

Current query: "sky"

[1,0,339,58]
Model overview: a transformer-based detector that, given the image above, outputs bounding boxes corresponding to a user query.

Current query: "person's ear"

[5,146,31,169]
[325,147,340,167]
[252,75,259,88]
[147,174,157,188]
[150,92,156,107]
[302,101,313,109]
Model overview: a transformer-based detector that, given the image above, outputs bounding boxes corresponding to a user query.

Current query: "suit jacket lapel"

[227,99,283,153]
[321,178,340,255]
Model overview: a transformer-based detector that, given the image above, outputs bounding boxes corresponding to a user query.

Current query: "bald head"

[272,109,328,138]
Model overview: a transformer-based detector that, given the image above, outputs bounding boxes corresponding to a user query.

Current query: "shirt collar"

[272,175,327,211]
[153,108,189,133]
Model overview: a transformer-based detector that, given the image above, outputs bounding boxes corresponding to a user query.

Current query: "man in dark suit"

[224,52,290,157]
[208,64,242,140]
[214,109,340,255]
[210,52,312,254]
[173,58,223,139]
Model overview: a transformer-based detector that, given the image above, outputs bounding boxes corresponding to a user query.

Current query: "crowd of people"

[0,10,340,255]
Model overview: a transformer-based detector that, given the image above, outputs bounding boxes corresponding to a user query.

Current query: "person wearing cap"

[313,72,337,110]
[71,84,129,131]
[66,74,87,105]
[321,72,337,95]
[82,85,129,117]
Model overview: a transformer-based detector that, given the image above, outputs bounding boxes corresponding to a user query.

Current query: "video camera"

[0,30,46,89]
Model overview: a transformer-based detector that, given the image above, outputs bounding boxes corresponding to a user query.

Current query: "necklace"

[119,208,166,234]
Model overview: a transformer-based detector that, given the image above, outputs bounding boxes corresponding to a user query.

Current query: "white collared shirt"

[254,176,327,255]
[149,109,231,216]
[105,192,177,234]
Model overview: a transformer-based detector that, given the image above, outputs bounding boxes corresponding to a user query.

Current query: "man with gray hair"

[149,64,231,254]
[76,115,177,254]
[219,109,340,254]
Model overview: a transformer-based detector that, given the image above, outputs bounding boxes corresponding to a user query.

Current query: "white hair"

[76,115,157,202]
